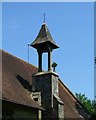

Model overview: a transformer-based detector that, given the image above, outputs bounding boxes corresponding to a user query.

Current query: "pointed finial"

[43,13,46,23]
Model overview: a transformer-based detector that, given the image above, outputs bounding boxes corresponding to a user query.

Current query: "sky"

[2,2,94,100]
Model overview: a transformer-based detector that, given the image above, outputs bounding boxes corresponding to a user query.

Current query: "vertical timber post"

[48,50,52,71]
[38,51,42,72]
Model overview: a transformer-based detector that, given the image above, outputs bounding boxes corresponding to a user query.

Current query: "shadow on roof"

[16,74,32,92]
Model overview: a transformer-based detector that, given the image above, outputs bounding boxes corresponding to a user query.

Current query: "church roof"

[2,50,43,110]
[1,50,90,118]
[30,23,59,50]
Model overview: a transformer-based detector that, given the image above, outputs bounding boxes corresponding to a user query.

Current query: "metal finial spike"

[43,13,46,23]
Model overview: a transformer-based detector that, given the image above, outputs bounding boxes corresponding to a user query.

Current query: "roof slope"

[30,23,59,50]
[58,80,90,118]
[2,50,43,110]
[2,50,90,118]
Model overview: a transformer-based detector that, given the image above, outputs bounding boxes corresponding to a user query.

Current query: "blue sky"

[2,2,94,100]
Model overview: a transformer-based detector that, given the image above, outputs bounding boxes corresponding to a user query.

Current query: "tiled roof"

[1,50,90,118]
[58,79,90,118]
[2,50,43,110]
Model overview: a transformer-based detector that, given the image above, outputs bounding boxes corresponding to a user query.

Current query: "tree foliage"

[75,93,96,118]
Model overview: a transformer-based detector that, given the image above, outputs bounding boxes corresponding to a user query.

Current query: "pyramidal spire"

[30,17,59,72]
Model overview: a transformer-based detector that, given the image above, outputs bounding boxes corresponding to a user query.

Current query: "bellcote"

[30,22,64,119]
[30,22,59,72]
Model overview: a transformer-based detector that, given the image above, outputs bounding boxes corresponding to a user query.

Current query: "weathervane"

[43,13,46,23]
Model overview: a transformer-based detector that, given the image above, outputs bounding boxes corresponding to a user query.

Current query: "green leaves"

[75,93,96,118]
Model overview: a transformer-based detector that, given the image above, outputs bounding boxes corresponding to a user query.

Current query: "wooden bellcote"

[30,23,59,72]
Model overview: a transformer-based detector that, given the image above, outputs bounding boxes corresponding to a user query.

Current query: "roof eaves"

[2,98,45,111]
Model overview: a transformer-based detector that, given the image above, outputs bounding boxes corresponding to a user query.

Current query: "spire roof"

[30,23,59,51]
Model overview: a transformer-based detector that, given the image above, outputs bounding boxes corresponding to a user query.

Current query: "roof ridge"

[1,49,38,70]
[58,78,77,101]
[58,78,91,115]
